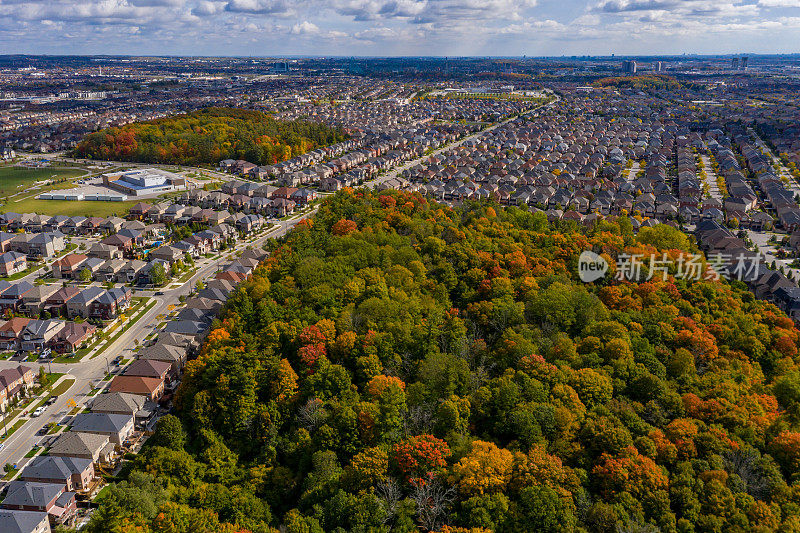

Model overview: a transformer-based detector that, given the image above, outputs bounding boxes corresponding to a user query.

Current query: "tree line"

[85,190,800,533]
[72,107,347,166]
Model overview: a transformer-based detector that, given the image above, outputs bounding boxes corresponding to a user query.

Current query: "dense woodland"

[72,107,346,166]
[593,75,684,93]
[87,190,800,533]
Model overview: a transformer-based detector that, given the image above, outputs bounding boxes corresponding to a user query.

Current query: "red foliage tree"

[393,434,451,482]
[332,219,358,236]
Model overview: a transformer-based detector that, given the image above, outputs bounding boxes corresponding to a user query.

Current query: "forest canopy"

[87,190,800,533]
[592,75,683,92]
[72,107,347,166]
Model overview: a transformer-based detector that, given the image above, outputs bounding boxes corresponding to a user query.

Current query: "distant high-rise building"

[655,61,663,72]
[269,62,290,74]
[731,57,739,70]
[740,56,748,70]
[623,60,637,74]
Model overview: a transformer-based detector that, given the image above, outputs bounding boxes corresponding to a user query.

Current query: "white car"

[31,406,46,418]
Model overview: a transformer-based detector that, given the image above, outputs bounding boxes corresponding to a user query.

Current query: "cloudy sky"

[0,0,799,56]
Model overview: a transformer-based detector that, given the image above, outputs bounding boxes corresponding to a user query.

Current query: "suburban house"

[137,343,187,374]
[109,375,166,402]
[0,232,17,253]
[0,509,51,533]
[90,287,131,320]
[65,287,105,319]
[95,258,126,282]
[87,243,121,260]
[0,281,34,311]
[124,359,171,382]
[128,202,153,220]
[149,245,183,264]
[50,322,97,354]
[69,413,135,446]
[117,260,146,283]
[0,365,35,407]
[90,392,146,418]
[43,287,80,317]
[101,217,125,234]
[21,285,59,317]
[51,255,87,280]
[19,320,65,353]
[0,251,27,276]
[0,481,76,526]
[100,233,134,254]
[19,456,95,492]
[25,233,65,258]
[48,432,114,464]
[0,317,31,351]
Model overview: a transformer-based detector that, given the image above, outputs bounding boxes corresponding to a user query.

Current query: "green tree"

[150,262,167,287]
[148,414,187,451]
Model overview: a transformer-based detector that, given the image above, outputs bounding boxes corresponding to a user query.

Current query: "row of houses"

[0,391,151,529]
[0,216,275,532]
[0,281,131,320]
[0,232,64,260]
[0,214,129,236]
[218,137,364,180]
[0,278,241,528]
[694,220,800,316]
[129,187,311,220]
[218,122,473,191]
[734,133,800,231]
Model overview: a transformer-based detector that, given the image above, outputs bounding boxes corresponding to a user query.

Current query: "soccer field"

[0,166,87,197]
[0,197,137,217]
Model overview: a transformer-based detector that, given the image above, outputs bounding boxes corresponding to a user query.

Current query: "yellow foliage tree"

[273,359,298,403]
[451,440,513,496]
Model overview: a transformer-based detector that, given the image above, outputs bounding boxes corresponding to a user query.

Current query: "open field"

[0,198,137,217]
[0,166,87,197]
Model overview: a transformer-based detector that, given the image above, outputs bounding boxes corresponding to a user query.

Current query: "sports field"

[0,197,136,217]
[0,165,87,197]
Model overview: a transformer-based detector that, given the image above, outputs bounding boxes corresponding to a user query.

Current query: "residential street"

[365,97,558,190]
[0,207,316,477]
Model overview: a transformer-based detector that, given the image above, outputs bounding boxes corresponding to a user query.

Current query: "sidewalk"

[0,373,74,445]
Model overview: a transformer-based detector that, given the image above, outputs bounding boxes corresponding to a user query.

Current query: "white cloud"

[759,0,800,6]
[291,20,320,34]
[224,0,296,15]
[192,1,225,15]
[0,0,797,56]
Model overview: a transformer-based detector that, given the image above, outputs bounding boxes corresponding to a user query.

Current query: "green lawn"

[3,263,44,281]
[25,445,42,458]
[0,419,26,441]
[0,166,87,197]
[0,198,138,218]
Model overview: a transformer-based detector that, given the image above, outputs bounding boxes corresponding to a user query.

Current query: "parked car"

[32,406,46,417]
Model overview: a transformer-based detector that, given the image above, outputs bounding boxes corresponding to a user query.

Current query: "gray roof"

[70,412,133,434]
[2,480,63,508]
[139,343,186,363]
[0,510,49,533]
[21,455,92,482]
[49,431,109,457]
[156,332,195,347]
[70,286,105,305]
[162,320,206,336]
[90,392,146,414]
